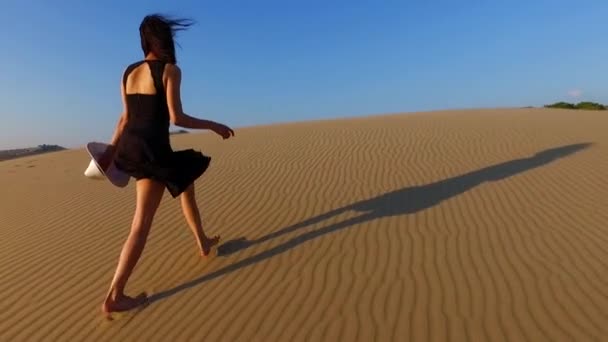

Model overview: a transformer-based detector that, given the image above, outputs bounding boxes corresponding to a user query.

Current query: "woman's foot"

[101,292,148,318]
[201,235,221,257]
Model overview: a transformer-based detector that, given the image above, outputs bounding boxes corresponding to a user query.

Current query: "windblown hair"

[139,14,194,64]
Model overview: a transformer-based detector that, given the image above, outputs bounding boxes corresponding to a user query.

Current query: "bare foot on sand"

[201,235,221,257]
[102,292,148,318]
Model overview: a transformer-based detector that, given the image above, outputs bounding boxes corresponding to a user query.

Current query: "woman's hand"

[212,122,235,140]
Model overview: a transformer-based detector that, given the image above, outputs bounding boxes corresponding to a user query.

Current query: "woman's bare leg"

[102,179,165,315]
[180,183,220,256]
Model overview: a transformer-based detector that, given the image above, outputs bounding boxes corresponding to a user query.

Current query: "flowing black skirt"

[114,131,211,198]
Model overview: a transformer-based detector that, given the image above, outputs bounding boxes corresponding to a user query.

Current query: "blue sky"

[1,0,607,149]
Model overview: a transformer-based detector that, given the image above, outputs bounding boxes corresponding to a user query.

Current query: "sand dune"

[1,108,607,341]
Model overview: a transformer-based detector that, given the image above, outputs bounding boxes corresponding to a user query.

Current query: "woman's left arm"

[110,78,129,146]
[99,77,129,170]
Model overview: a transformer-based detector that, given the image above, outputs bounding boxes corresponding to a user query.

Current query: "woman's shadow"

[148,143,591,304]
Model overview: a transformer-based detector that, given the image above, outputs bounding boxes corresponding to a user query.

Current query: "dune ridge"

[1,108,607,341]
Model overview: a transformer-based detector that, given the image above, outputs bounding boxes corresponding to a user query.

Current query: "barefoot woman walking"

[99,14,234,317]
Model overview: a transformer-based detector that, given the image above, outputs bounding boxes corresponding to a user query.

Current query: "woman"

[99,14,234,317]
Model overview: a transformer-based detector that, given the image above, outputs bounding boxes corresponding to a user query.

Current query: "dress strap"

[146,60,166,95]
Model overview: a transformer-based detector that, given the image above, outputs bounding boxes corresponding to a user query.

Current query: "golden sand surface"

[1,108,607,341]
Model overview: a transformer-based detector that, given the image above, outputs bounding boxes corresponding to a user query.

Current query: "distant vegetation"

[0,144,66,162]
[37,144,65,151]
[544,101,607,110]
[170,129,189,135]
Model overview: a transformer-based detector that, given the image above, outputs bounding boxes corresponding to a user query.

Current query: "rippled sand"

[1,108,607,341]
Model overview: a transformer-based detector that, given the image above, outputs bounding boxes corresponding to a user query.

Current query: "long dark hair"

[139,14,194,64]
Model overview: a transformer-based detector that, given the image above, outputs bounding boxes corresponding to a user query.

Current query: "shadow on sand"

[148,143,591,305]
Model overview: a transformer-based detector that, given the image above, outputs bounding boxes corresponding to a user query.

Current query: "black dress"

[113,60,211,198]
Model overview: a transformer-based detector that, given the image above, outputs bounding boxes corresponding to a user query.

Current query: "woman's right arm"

[165,64,234,139]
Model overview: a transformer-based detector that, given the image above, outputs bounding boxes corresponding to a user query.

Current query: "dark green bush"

[544,101,606,110]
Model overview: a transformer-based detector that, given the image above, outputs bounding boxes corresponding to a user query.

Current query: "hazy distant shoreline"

[2,105,603,162]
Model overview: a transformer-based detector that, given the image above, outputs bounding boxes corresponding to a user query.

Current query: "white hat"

[84,142,130,188]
